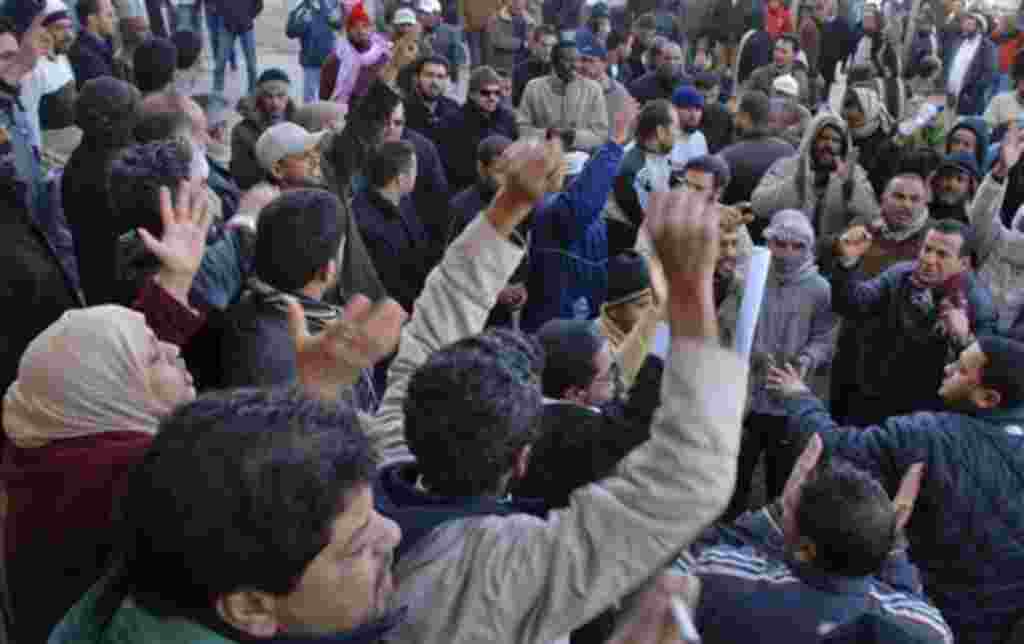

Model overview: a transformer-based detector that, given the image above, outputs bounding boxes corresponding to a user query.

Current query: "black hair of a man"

[976,334,1024,407]
[108,139,192,238]
[133,103,191,143]
[739,89,772,127]
[796,459,896,577]
[366,140,416,189]
[76,0,99,23]
[413,54,450,76]
[254,189,344,292]
[536,318,606,399]
[133,36,178,94]
[404,328,545,497]
[635,99,675,143]
[895,145,942,183]
[927,218,972,258]
[99,387,377,635]
[171,30,202,70]
[683,153,732,192]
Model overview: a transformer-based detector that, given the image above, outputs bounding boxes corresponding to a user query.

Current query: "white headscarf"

[3,306,174,448]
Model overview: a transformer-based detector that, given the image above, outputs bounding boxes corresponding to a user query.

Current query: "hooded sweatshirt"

[752,112,879,239]
[748,210,839,415]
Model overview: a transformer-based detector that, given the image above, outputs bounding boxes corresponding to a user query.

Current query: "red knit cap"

[347,2,370,29]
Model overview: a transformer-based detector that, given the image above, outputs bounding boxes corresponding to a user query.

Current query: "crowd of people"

[3,0,1024,641]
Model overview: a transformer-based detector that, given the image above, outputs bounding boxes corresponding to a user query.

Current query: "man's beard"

[935,190,967,207]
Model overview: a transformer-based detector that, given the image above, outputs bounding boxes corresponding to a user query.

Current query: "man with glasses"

[438,65,519,191]
[255,121,327,190]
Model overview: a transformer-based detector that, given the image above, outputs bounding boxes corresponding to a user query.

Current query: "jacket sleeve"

[751,156,801,220]
[436,335,746,644]
[968,173,1009,266]
[572,84,610,152]
[797,281,840,373]
[829,261,896,320]
[560,141,625,239]
[366,213,527,465]
[967,272,999,337]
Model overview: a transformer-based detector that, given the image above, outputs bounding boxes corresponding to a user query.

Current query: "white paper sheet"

[733,246,771,358]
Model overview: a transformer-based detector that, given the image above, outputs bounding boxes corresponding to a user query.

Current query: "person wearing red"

[319,1,391,109]
[765,0,794,39]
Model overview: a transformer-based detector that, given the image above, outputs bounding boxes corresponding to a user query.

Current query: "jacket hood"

[797,112,851,163]
[947,116,990,168]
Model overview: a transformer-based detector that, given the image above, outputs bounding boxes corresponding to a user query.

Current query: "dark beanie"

[607,250,651,307]
[977,335,1024,407]
[255,189,344,292]
[4,0,43,36]
[133,37,178,94]
[171,29,202,70]
[477,135,512,165]
[75,76,141,145]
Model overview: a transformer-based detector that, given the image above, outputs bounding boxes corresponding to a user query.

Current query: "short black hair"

[635,99,675,142]
[796,459,896,577]
[683,154,731,191]
[108,140,192,238]
[413,54,450,76]
[895,145,942,182]
[134,104,191,143]
[927,218,972,258]
[366,140,416,189]
[606,30,625,51]
[404,328,545,497]
[133,37,178,94]
[977,334,1024,406]
[536,319,606,398]
[254,189,344,292]
[103,387,377,630]
[76,0,100,22]
[739,89,772,127]
[0,17,13,37]
[171,30,202,70]
[775,33,800,52]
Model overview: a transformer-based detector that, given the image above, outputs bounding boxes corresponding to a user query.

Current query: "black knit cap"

[133,36,178,93]
[606,250,651,307]
[257,67,292,87]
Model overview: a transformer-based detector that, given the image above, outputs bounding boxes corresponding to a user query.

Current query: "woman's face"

[144,330,195,409]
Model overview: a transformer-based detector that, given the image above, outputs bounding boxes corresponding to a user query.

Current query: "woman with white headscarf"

[1,305,196,643]
[841,85,901,196]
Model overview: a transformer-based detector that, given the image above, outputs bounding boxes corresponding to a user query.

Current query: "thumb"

[286,298,310,351]
[137,228,163,258]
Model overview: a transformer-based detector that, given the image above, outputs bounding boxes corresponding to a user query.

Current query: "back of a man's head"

[108,140,192,237]
[254,189,343,293]
[171,29,201,70]
[103,387,378,635]
[635,99,674,143]
[134,93,192,143]
[366,140,416,190]
[740,90,772,129]
[536,319,606,399]
[133,36,178,94]
[796,460,896,577]
[404,328,545,497]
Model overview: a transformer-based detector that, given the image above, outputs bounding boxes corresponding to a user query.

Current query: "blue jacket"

[521,141,623,333]
[830,261,998,419]
[679,508,952,644]
[627,71,690,104]
[784,394,1024,644]
[286,0,339,68]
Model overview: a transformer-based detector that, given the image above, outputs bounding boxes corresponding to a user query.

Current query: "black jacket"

[702,101,735,153]
[437,101,519,192]
[207,0,262,34]
[627,71,690,104]
[404,93,460,145]
[403,128,451,245]
[719,134,795,206]
[67,31,114,90]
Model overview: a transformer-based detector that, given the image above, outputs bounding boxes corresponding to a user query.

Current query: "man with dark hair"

[358,136,747,644]
[930,151,981,223]
[438,65,518,191]
[720,90,795,207]
[828,217,997,424]
[627,38,688,103]
[669,85,708,169]
[169,28,201,94]
[745,34,809,104]
[771,333,1024,644]
[403,54,459,143]
[678,153,731,203]
[49,387,405,643]
[132,35,177,93]
[232,68,297,190]
[677,437,951,643]
[537,318,616,407]
[518,35,610,152]
[608,98,676,254]
[693,71,733,153]
[752,113,879,240]
[68,0,116,86]
[512,23,556,105]
[353,140,435,312]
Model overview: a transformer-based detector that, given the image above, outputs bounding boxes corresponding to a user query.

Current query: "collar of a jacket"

[367,188,404,219]
[787,559,873,596]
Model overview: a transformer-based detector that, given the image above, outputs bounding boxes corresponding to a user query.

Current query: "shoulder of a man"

[866,581,953,643]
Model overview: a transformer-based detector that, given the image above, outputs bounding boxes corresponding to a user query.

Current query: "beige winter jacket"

[967,173,1024,323]
[367,213,747,644]
[518,75,610,152]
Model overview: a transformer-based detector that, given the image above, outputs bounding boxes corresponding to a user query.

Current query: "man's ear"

[216,590,280,639]
[971,386,1002,410]
[270,159,285,181]
[792,537,817,565]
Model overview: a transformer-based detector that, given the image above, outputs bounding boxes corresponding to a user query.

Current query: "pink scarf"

[330,31,392,106]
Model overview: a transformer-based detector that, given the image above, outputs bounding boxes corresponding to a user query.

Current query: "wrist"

[153,270,195,307]
[487,187,534,235]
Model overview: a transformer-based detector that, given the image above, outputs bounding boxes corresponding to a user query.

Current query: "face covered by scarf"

[763,209,816,280]
[3,306,179,449]
[846,86,894,140]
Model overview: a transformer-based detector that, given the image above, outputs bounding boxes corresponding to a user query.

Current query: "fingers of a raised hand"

[159,186,175,231]
[286,298,310,349]
[174,180,190,223]
[894,463,925,516]
[788,433,823,490]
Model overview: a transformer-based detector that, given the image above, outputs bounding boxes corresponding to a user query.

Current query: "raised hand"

[835,224,874,262]
[488,137,564,235]
[612,96,639,146]
[781,434,824,540]
[139,181,211,307]
[288,294,408,401]
[996,120,1024,177]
